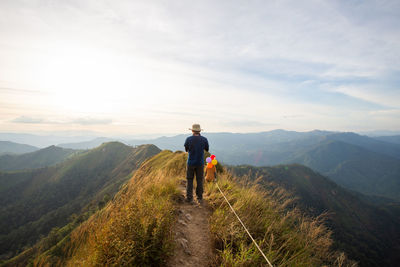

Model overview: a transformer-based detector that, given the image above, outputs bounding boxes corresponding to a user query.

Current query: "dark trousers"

[186,165,204,200]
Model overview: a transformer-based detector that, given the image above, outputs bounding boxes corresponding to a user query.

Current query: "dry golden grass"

[205,172,357,267]
[33,150,186,267]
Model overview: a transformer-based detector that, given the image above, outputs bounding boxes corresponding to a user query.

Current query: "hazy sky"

[1,0,399,136]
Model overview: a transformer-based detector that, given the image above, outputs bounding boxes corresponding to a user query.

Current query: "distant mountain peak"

[0,140,38,155]
[0,145,78,171]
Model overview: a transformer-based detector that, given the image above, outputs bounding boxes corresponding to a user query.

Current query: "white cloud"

[369,109,400,117]
[332,85,400,108]
[11,116,45,124]
[10,116,113,125]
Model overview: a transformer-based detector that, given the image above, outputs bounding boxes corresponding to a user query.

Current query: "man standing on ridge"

[184,123,209,204]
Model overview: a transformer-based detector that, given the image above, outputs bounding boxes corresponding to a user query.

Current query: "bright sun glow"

[33,45,125,113]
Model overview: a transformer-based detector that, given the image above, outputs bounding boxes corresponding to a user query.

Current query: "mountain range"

[3,130,399,201]
[373,135,400,145]
[57,137,117,149]
[125,130,400,201]
[0,142,160,262]
[0,133,98,148]
[283,139,400,200]
[0,140,399,266]
[229,164,400,267]
[0,141,38,155]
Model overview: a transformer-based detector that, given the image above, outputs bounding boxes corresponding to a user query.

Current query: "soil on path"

[167,180,214,267]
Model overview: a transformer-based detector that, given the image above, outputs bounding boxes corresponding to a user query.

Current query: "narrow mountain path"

[167,180,214,267]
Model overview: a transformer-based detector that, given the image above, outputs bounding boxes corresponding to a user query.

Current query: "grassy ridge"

[206,173,356,266]
[33,150,187,266]
[0,143,160,265]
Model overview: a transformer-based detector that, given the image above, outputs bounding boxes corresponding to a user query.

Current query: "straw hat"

[189,123,202,132]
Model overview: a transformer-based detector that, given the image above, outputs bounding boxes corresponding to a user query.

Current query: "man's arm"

[204,138,209,152]
[184,137,189,152]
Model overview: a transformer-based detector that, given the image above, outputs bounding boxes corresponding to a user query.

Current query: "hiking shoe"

[185,198,194,204]
[197,199,203,205]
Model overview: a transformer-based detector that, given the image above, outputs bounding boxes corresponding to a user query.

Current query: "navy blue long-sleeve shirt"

[184,134,209,166]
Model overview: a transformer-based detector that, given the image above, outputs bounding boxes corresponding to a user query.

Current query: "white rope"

[215,182,274,267]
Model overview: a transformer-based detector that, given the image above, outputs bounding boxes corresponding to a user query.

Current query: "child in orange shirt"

[205,163,217,182]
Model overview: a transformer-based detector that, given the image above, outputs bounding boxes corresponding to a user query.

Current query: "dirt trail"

[167,180,214,267]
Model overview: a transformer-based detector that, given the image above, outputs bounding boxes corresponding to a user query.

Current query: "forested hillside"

[229,165,400,267]
[0,142,160,263]
[373,135,400,145]
[0,145,79,171]
[284,140,400,200]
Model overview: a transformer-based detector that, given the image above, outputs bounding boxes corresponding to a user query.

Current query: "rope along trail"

[215,182,274,267]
